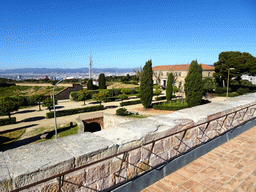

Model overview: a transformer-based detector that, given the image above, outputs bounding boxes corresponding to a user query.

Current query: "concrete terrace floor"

[142,126,256,192]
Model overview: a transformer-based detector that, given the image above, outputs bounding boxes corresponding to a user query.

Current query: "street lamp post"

[53,77,73,139]
[226,68,235,98]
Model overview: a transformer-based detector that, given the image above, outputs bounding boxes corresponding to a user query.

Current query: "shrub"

[121,88,131,95]
[87,79,94,90]
[0,117,16,126]
[237,87,249,95]
[166,73,173,101]
[116,108,129,116]
[42,97,57,112]
[46,105,104,118]
[153,84,160,89]
[140,60,153,108]
[31,94,46,110]
[215,87,229,94]
[117,94,129,103]
[70,92,79,101]
[184,60,203,107]
[120,99,141,106]
[98,73,107,89]
[0,97,19,118]
[153,89,162,97]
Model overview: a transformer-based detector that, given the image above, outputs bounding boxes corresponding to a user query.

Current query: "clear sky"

[1,0,256,69]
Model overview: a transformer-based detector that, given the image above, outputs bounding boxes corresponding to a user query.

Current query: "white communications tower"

[88,50,93,79]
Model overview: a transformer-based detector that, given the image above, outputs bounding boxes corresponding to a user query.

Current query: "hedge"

[155,95,176,101]
[153,101,188,110]
[155,96,166,101]
[46,105,104,118]
[120,99,141,106]
[0,117,16,126]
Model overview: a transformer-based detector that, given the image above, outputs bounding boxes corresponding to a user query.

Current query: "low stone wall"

[1,93,256,192]
[103,114,135,130]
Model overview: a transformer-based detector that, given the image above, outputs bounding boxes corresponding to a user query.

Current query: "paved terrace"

[142,126,256,192]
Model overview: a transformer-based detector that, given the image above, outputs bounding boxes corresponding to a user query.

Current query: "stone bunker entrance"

[76,112,134,134]
[76,112,104,133]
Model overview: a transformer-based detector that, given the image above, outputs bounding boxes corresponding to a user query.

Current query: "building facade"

[152,64,215,92]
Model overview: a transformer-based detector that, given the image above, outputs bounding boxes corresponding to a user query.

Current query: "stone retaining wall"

[55,84,83,100]
[1,93,256,192]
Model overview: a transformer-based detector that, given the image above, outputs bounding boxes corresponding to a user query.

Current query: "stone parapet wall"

[103,114,135,130]
[1,93,256,192]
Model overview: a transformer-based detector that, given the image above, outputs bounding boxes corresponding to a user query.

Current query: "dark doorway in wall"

[84,122,101,132]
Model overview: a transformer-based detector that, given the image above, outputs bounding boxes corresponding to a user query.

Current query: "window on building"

[208,72,211,77]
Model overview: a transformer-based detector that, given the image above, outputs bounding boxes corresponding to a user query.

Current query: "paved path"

[142,126,256,192]
[0,96,172,134]
[0,96,226,136]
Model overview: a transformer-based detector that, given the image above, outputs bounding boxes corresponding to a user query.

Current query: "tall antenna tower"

[88,50,93,79]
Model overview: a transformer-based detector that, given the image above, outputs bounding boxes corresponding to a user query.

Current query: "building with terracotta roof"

[152,64,215,92]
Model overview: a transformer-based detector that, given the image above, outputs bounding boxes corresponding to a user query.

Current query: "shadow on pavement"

[14,110,36,114]
[104,105,118,109]
[0,124,38,134]
[55,106,65,109]
[20,116,45,123]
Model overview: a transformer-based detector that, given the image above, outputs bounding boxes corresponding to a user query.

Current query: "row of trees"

[0,94,57,118]
[139,59,204,108]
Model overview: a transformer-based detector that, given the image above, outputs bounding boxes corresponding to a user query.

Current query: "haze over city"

[1,0,256,69]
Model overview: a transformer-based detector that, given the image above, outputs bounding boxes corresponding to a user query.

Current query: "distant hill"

[0,67,136,74]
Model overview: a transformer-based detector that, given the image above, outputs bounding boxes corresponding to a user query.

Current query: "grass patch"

[153,99,188,110]
[0,128,25,150]
[126,114,148,118]
[34,123,78,143]
[0,85,65,97]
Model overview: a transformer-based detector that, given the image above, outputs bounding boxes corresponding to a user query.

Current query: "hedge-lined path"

[0,96,226,149]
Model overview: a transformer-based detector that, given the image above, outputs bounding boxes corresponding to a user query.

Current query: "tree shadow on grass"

[1,124,77,151]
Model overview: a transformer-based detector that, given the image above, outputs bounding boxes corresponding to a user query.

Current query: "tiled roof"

[152,64,214,71]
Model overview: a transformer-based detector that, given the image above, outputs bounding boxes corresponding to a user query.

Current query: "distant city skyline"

[1,0,256,69]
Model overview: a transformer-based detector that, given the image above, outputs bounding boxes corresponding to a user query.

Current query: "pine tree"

[184,60,203,107]
[140,60,153,108]
[166,73,173,101]
[98,73,107,89]
[87,79,94,90]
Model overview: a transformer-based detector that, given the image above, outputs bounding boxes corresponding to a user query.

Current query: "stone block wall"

[55,84,83,100]
[1,93,256,191]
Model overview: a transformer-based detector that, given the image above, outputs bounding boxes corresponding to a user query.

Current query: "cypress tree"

[140,60,153,108]
[166,73,173,101]
[184,60,203,107]
[87,78,94,90]
[98,73,107,89]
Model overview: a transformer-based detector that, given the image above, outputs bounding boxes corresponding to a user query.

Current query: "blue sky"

[1,0,256,69]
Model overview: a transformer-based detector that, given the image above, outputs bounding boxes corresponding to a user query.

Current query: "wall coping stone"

[1,92,256,191]
[55,132,116,167]
[94,127,143,153]
[0,152,11,192]
[3,140,75,190]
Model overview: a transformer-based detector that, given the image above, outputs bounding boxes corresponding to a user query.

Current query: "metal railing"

[11,103,256,192]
